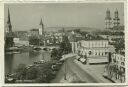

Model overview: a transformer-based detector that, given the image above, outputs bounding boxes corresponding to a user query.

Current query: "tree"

[26,66,38,80]
[51,48,59,60]
[15,64,27,81]
[60,35,72,54]
[29,35,40,45]
[114,38,124,52]
[35,62,55,83]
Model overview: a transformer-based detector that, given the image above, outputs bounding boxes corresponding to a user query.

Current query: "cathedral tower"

[105,9,112,29]
[113,9,120,27]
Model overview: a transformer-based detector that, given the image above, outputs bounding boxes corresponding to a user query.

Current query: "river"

[5,50,51,74]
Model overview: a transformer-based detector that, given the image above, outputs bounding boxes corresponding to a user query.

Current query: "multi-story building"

[111,53,125,69]
[71,40,115,63]
[69,30,83,53]
[13,38,29,47]
[13,31,29,41]
[104,53,125,82]
[78,40,109,56]
[29,29,39,36]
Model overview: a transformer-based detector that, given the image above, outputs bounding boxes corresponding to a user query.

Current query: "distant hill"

[44,27,104,32]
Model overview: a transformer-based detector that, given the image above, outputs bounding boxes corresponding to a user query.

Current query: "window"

[105,52,107,55]
[121,62,125,66]
[102,53,104,56]
[120,57,122,61]
[88,51,92,55]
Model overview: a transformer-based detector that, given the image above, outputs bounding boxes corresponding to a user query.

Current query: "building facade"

[111,53,125,69]
[77,40,111,57]
[13,38,29,46]
[71,40,115,63]
[105,9,120,29]
[29,29,39,36]
[104,53,125,82]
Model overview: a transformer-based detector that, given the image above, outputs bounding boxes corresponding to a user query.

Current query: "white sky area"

[4,3,124,31]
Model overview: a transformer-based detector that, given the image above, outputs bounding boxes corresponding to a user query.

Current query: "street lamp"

[64,55,67,80]
[60,53,77,81]
[64,61,67,80]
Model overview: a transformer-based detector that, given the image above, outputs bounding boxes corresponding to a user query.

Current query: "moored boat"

[34,60,46,64]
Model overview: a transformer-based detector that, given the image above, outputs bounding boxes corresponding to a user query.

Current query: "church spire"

[7,8,11,24]
[39,18,43,25]
[39,18,44,35]
[6,8,12,33]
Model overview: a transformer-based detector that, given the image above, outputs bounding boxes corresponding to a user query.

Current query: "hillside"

[45,27,104,32]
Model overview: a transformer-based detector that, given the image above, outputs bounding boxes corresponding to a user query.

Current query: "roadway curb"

[74,60,104,83]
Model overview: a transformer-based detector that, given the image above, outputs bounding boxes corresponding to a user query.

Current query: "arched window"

[121,62,125,66]
[105,52,107,55]
[88,51,92,55]
[102,53,104,56]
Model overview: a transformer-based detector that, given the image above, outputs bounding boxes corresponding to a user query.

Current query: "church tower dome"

[113,9,120,27]
[105,8,112,29]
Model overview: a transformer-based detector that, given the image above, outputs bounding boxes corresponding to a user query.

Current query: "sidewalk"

[59,70,80,83]
[74,59,113,83]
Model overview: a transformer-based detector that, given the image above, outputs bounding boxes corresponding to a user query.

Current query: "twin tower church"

[105,9,120,29]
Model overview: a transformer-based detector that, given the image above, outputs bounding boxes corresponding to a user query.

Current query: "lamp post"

[63,54,67,80]
[64,59,67,80]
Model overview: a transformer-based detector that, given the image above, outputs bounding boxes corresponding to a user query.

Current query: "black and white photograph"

[4,2,125,83]
[2,86,127,87]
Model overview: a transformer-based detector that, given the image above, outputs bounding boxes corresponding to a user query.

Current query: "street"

[52,57,103,83]
[51,57,81,83]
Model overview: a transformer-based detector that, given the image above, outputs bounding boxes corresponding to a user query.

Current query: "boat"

[34,60,46,64]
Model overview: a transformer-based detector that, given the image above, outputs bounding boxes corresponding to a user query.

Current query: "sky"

[4,3,124,31]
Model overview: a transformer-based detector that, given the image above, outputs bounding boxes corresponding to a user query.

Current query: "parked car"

[51,64,60,71]
[79,58,87,64]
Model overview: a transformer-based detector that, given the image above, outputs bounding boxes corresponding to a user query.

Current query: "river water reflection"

[5,50,51,74]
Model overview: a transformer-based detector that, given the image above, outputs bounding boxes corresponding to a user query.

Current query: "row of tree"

[12,62,56,83]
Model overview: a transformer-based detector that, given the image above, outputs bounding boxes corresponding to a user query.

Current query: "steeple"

[5,8,14,48]
[39,18,44,35]
[113,9,120,27]
[6,8,12,33]
[39,18,43,25]
[105,8,112,29]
